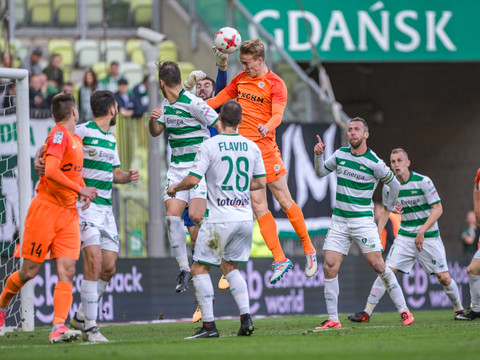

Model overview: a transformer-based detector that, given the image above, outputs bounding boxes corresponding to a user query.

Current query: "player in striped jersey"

[167,101,265,338]
[349,148,465,323]
[67,91,139,342]
[149,61,219,293]
[314,118,413,329]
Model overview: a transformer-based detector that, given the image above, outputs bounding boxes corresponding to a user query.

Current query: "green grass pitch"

[1,310,478,360]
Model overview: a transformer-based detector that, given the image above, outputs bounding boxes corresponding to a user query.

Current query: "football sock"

[284,202,315,254]
[193,273,215,322]
[468,274,480,312]
[52,281,73,326]
[80,279,98,330]
[166,215,190,272]
[225,270,249,315]
[97,279,108,299]
[379,267,409,313]
[0,270,24,309]
[365,276,387,315]
[324,276,339,322]
[443,278,464,312]
[257,211,286,263]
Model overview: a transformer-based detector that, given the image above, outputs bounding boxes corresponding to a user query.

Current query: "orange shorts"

[255,137,287,183]
[22,197,80,263]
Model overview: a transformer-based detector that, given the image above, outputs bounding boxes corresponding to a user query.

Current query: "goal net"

[0,68,34,333]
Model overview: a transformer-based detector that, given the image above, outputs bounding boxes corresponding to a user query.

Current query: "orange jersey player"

[0,93,97,343]
[207,38,317,284]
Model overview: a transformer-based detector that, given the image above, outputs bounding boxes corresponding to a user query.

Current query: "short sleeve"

[374,159,394,184]
[422,176,441,205]
[113,147,121,168]
[189,142,210,179]
[74,124,86,140]
[46,130,69,160]
[224,73,241,99]
[190,99,219,127]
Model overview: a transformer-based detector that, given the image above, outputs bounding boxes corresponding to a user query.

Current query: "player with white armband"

[313,117,414,329]
[167,101,266,338]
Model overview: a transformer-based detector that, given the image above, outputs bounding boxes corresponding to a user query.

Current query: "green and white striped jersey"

[157,89,218,169]
[323,147,395,220]
[75,121,120,206]
[383,171,441,238]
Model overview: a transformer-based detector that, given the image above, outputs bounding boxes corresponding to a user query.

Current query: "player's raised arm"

[314,135,333,177]
[148,107,165,137]
[206,88,234,110]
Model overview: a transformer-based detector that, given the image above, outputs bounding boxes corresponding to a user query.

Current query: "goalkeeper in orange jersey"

[207,38,317,284]
[0,93,97,342]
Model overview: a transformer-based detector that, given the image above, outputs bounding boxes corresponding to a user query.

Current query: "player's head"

[347,117,369,149]
[219,100,242,128]
[196,76,215,100]
[157,61,181,97]
[390,148,410,177]
[90,90,118,126]
[51,93,77,124]
[239,38,265,78]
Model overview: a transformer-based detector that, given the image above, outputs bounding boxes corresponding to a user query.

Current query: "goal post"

[0,67,34,332]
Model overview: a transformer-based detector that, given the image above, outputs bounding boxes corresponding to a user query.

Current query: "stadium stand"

[86,0,103,25]
[120,61,144,86]
[27,0,52,25]
[158,40,178,62]
[130,0,152,25]
[53,0,77,25]
[100,39,126,64]
[48,39,74,69]
[91,61,109,80]
[126,39,145,65]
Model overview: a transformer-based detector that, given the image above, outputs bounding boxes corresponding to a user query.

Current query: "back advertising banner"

[2,255,471,326]
[268,123,342,238]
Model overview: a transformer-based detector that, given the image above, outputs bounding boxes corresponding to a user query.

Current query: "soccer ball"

[214,27,242,54]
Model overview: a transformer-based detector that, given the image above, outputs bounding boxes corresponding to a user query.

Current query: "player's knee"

[189,211,204,225]
[323,261,339,278]
[19,268,37,283]
[371,261,386,274]
[192,262,209,276]
[466,264,480,276]
[101,265,116,281]
[436,272,451,286]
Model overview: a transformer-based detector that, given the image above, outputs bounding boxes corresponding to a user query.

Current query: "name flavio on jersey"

[237,90,264,103]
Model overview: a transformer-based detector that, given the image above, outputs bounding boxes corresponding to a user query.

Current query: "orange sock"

[52,281,73,326]
[284,201,315,254]
[258,211,286,263]
[0,271,24,309]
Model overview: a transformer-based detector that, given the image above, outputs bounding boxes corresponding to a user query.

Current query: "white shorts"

[193,221,253,266]
[164,167,207,203]
[78,203,119,253]
[474,249,480,260]
[386,234,449,275]
[323,218,383,255]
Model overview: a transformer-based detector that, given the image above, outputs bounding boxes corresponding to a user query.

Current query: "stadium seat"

[130,0,152,25]
[27,0,52,25]
[14,0,27,25]
[158,40,178,62]
[106,0,130,26]
[91,61,109,80]
[53,0,77,25]
[126,39,145,65]
[120,62,144,87]
[74,39,100,68]
[177,61,196,83]
[48,39,74,69]
[86,0,103,25]
[100,40,126,64]
[12,39,30,61]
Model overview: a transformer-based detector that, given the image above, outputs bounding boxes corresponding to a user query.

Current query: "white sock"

[324,276,339,322]
[80,279,98,330]
[225,270,250,315]
[97,279,108,300]
[443,278,463,312]
[365,276,386,315]
[468,274,480,312]
[193,273,215,322]
[379,267,408,313]
[166,216,190,272]
[76,303,85,321]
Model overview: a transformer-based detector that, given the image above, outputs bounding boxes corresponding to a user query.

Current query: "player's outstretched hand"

[314,135,326,155]
[166,184,177,198]
[34,156,45,176]
[257,124,269,138]
[150,107,162,121]
[212,46,228,71]
[183,70,206,91]
[129,169,140,183]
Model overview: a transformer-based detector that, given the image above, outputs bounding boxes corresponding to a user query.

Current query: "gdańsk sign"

[242,0,479,61]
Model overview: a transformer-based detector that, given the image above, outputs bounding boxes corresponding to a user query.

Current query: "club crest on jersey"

[274,164,280,171]
[53,132,64,144]
[258,81,265,88]
[88,148,97,157]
